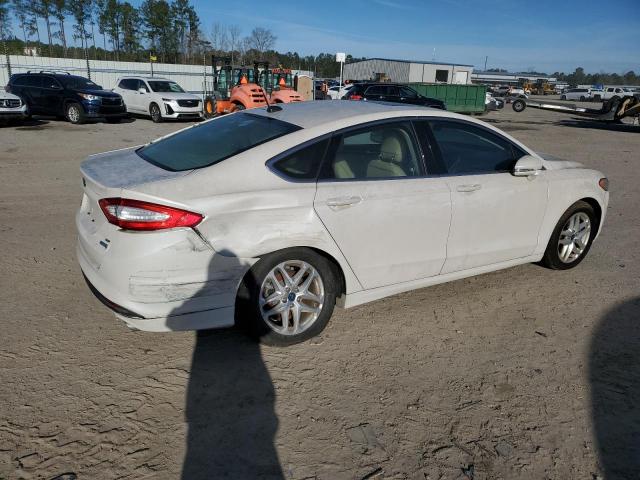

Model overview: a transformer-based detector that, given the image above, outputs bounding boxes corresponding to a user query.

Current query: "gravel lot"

[1,100,639,480]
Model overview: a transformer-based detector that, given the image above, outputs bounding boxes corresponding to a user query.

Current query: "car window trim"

[317,117,428,183]
[421,117,528,177]
[265,134,332,183]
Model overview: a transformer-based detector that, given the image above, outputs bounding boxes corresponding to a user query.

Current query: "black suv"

[343,82,446,109]
[6,71,128,124]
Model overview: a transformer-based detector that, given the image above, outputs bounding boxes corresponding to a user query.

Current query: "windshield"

[137,113,301,171]
[147,81,185,93]
[60,76,101,90]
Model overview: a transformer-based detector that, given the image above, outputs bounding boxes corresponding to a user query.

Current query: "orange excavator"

[268,68,303,104]
[203,57,269,117]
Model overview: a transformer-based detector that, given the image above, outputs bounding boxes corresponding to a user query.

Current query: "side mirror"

[138,87,147,94]
[513,155,543,177]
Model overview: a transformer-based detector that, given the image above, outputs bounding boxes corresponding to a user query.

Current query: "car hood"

[80,89,122,98]
[151,92,200,100]
[81,146,190,189]
[0,91,21,100]
[537,152,584,170]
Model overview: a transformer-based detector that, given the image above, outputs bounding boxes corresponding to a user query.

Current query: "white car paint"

[113,76,203,120]
[327,85,354,100]
[76,101,608,333]
[561,88,592,101]
[0,91,28,123]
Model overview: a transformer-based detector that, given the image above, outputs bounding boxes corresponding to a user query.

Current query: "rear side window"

[137,113,301,171]
[14,75,42,87]
[271,139,330,180]
[319,121,424,180]
[428,120,524,174]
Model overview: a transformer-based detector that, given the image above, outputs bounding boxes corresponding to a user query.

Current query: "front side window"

[320,122,423,180]
[119,79,136,90]
[428,120,524,175]
[148,81,185,93]
[137,80,150,92]
[138,113,301,171]
[42,77,61,89]
[271,139,330,180]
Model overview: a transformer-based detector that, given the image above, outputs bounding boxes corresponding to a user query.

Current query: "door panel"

[314,120,452,289]
[315,178,451,289]
[419,119,548,273]
[442,173,547,273]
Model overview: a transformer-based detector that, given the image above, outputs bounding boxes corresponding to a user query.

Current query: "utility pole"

[484,56,488,71]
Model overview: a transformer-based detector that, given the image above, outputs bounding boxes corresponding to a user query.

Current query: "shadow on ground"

[169,255,283,480]
[590,297,640,478]
[555,118,640,133]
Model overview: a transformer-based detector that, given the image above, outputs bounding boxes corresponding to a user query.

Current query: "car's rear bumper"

[76,212,256,331]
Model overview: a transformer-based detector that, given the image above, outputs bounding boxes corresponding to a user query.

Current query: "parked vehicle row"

[3,70,203,125]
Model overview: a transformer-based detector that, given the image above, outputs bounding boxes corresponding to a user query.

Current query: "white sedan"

[77,101,609,345]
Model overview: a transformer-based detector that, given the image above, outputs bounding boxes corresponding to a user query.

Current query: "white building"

[471,71,557,86]
[343,58,474,84]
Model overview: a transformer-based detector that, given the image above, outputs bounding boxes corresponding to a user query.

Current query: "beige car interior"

[332,127,420,179]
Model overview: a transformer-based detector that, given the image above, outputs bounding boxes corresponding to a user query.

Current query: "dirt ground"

[1,100,639,480]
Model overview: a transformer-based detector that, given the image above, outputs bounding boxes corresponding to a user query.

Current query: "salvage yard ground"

[1,99,639,480]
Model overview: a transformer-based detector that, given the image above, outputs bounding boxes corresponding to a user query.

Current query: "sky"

[14,0,640,74]
[191,0,639,74]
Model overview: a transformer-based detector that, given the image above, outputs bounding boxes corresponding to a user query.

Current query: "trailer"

[511,95,640,124]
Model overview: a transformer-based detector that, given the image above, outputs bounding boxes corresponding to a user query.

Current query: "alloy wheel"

[68,105,80,123]
[259,260,325,336]
[558,212,591,263]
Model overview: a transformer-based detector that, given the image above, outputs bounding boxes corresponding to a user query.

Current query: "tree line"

[0,0,362,77]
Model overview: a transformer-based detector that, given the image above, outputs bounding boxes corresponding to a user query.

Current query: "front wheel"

[561,95,566,100]
[512,98,526,112]
[541,201,596,270]
[66,102,85,124]
[236,248,338,346]
[149,103,163,123]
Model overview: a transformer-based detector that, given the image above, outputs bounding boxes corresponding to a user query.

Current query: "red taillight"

[349,95,363,101]
[98,198,203,231]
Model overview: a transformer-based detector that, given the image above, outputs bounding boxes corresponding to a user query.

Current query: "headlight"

[78,93,101,101]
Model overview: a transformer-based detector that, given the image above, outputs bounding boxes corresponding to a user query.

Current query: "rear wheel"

[541,201,596,270]
[236,248,338,346]
[203,96,216,118]
[580,95,586,101]
[234,102,246,111]
[66,102,85,124]
[149,102,162,122]
[561,95,566,100]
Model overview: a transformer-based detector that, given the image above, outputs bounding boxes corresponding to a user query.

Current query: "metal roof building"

[343,58,474,85]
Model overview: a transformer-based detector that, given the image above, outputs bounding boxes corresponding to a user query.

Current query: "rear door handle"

[456,184,482,192]
[326,196,362,208]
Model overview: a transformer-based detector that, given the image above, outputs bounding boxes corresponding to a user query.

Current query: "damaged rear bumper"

[76,223,257,332]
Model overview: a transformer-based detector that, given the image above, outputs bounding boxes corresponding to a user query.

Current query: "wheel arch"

[238,245,348,298]
[579,196,602,233]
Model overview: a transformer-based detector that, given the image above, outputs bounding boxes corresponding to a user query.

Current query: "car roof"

[117,76,170,81]
[247,100,455,130]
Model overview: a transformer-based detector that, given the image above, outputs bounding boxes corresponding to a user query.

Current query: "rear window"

[137,112,301,171]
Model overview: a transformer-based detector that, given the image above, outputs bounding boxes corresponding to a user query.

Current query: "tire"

[203,96,216,118]
[512,98,526,112]
[149,103,162,123]
[561,95,566,100]
[66,102,85,124]
[580,96,586,101]
[593,95,601,102]
[236,248,338,346]
[541,200,596,270]
[234,102,246,111]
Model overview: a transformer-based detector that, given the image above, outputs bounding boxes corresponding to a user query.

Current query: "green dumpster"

[407,83,486,113]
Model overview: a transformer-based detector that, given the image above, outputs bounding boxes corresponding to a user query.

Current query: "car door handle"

[456,184,482,192]
[326,196,362,208]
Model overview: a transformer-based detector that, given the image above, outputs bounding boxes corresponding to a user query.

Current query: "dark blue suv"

[6,71,128,124]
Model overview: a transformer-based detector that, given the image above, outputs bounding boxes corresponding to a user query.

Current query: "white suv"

[113,76,203,122]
